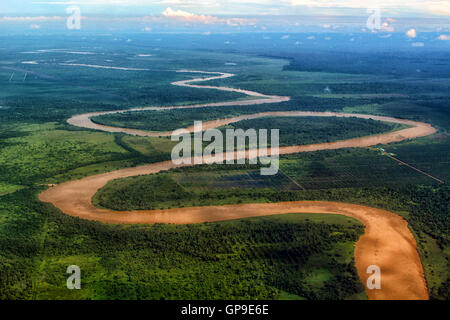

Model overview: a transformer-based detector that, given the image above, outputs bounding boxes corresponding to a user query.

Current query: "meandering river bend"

[40,70,433,300]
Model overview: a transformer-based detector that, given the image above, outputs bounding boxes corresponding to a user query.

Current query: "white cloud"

[438,34,450,40]
[30,24,41,29]
[163,7,196,18]
[290,0,450,15]
[411,42,424,47]
[160,7,254,26]
[0,16,64,21]
[162,7,219,23]
[156,0,219,8]
[406,28,417,38]
[380,22,394,32]
[21,0,450,18]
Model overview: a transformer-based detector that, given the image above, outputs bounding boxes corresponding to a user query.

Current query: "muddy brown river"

[41,70,433,300]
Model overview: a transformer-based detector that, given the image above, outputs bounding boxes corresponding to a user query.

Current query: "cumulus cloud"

[162,7,220,23]
[406,28,417,38]
[411,42,424,47]
[438,34,450,40]
[380,22,395,32]
[163,8,196,18]
[160,7,254,26]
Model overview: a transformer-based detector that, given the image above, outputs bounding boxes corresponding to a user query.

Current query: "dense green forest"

[92,113,403,148]
[219,117,403,147]
[95,166,449,299]
[282,50,450,78]
[0,39,448,300]
[0,188,365,300]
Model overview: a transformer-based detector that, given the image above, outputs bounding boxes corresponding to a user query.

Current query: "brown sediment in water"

[42,70,433,300]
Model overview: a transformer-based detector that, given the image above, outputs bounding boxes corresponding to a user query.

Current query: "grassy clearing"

[0,123,176,185]
[121,136,177,155]
[0,123,129,185]
[0,182,25,196]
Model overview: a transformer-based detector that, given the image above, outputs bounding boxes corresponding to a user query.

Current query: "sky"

[0,0,449,33]
[2,0,449,16]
